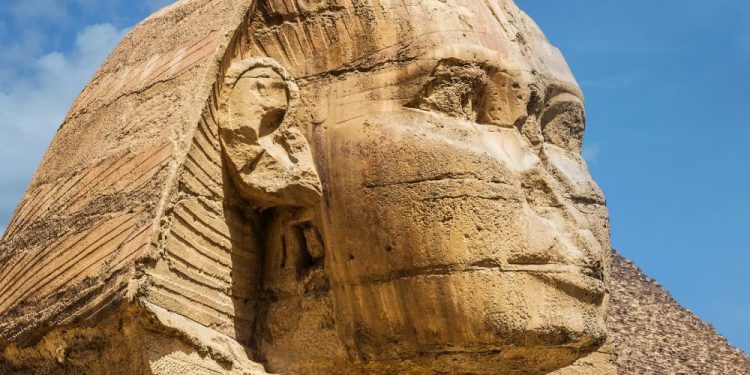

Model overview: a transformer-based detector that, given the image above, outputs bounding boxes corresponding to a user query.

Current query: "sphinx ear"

[218,57,322,207]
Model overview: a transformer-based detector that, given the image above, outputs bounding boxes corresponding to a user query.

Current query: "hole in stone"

[292,225,315,279]
[258,107,286,138]
[280,235,287,269]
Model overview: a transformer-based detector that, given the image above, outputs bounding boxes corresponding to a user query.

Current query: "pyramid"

[606,251,750,373]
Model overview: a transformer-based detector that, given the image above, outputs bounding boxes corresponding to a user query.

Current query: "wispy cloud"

[583,142,601,165]
[0,23,127,231]
[0,29,46,81]
[7,0,70,25]
[0,0,170,235]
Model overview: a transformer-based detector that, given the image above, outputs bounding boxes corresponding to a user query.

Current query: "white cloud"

[583,142,601,165]
[0,29,46,79]
[8,0,70,25]
[0,23,127,230]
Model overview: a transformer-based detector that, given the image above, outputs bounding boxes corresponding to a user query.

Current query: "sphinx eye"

[540,93,585,153]
[408,60,489,121]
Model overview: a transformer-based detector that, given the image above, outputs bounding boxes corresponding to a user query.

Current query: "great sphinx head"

[0,0,611,373]
[218,0,611,372]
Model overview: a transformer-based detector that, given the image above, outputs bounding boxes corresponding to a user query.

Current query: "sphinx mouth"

[503,263,606,304]
[339,261,606,303]
[504,263,604,281]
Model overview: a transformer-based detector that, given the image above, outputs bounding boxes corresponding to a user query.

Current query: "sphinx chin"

[347,325,608,375]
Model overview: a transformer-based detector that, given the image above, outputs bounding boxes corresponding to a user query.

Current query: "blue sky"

[0,0,747,354]
[0,0,171,237]
[517,0,750,353]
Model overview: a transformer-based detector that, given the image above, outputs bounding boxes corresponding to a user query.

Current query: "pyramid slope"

[608,251,750,374]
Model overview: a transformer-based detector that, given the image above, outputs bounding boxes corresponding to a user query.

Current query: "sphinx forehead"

[247,0,577,86]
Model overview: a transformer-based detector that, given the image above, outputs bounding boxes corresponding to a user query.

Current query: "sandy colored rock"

[0,0,747,374]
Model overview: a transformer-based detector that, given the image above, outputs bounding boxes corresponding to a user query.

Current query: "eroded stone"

[1,0,748,374]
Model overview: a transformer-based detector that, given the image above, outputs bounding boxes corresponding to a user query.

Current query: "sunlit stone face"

[317,59,609,369]
[236,0,613,372]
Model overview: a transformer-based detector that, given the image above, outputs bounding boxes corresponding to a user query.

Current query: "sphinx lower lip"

[505,264,606,300]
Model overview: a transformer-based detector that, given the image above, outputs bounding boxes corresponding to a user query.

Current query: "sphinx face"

[305,0,610,369]
[318,66,609,366]
[227,0,612,371]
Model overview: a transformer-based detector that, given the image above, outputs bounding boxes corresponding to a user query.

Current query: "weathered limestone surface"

[0,0,747,374]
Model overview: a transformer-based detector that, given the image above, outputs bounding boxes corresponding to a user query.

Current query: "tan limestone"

[0,0,747,374]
